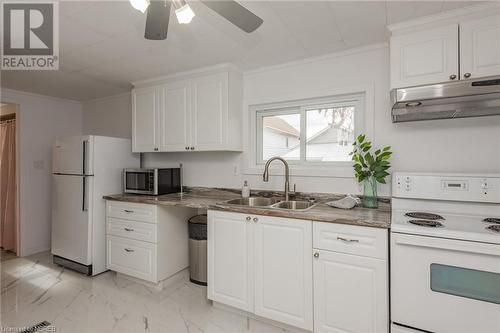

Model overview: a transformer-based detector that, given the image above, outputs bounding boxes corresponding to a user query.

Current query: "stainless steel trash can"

[188,214,207,285]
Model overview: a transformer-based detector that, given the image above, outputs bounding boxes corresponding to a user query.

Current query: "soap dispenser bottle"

[242,180,250,198]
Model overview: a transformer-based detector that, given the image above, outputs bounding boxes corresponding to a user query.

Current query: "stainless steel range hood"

[391,76,500,123]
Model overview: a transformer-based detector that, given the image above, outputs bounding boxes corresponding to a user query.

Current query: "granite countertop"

[104,187,391,229]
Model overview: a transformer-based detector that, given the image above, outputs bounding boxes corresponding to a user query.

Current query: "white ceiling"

[1,0,484,101]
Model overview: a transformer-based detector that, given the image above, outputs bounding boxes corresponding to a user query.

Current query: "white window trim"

[243,84,375,178]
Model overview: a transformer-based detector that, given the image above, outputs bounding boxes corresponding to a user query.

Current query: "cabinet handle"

[124,248,134,253]
[124,227,134,232]
[190,147,195,150]
[337,237,359,243]
[124,210,134,213]
[313,252,319,258]
[185,147,189,150]
[464,73,471,78]
[253,217,259,223]
[449,74,457,80]
[154,147,158,151]
[246,216,251,221]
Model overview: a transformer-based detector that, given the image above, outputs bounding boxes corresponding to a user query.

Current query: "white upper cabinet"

[460,14,500,79]
[132,87,160,152]
[132,66,242,153]
[390,24,459,89]
[191,73,228,150]
[254,216,313,331]
[390,13,500,88]
[160,80,190,151]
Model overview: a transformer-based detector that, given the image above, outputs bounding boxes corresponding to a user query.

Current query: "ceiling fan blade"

[145,0,172,40]
[200,1,263,33]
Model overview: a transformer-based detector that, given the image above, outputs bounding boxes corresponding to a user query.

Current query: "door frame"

[0,102,21,256]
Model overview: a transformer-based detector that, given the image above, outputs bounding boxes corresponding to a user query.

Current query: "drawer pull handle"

[124,210,134,213]
[124,227,134,232]
[124,248,134,253]
[337,237,359,243]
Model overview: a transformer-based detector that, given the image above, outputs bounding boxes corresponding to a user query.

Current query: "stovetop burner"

[486,225,500,233]
[408,219,443,227]
[405,212,444,220]
[483,218,500,224]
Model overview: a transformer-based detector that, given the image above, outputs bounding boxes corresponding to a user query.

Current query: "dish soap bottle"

[242,180,250,198]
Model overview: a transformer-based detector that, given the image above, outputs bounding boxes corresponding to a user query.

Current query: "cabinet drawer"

[106,201,156,223]
[107,236,157,282]
[313,222,388,259]
[107,218,157,243]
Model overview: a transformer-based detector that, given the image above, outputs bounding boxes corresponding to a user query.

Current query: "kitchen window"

[255,94,364,165]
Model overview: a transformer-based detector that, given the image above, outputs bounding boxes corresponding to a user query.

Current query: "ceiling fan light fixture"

[175,3,195,24]
[130,0,150,13]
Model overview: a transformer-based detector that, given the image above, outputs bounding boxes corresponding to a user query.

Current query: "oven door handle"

[393,233,500,257]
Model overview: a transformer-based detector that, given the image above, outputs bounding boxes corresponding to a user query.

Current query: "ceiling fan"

[129,0,264,40]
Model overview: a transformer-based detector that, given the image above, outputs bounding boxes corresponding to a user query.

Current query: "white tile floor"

[1,252,289,333]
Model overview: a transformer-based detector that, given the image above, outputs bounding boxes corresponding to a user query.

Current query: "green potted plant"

[350,135,392,208]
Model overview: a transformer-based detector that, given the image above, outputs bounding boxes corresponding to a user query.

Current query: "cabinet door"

[107,235,157,282]
[313,250,388,333]
[191,73,228,151]
[160,80,191,152]
[390,24,459,88]
[132,87,160,152]
[460,15,500,79]
[254,216,313,331]
[207,211,254,312]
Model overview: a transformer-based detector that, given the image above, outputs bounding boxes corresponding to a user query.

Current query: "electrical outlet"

[232,164,239,176]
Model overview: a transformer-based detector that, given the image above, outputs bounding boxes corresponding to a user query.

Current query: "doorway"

[0,103,19,260]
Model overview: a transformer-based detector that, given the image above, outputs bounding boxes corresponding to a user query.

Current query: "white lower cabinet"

[207,211,254,312]
[208,211,389,333]
[313,250,388,333]
[107,235,157,282]
[254,215,313,330]
[207,211,313,331]
[313,222,389,333]
[106,201,192,284]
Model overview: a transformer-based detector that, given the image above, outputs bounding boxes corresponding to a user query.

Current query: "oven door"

[391,233,500,333]
[124,170,156,195]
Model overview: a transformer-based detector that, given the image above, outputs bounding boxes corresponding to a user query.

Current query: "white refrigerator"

[51,135,139,275]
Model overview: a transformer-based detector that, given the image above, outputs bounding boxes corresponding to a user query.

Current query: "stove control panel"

[393,173,500,203]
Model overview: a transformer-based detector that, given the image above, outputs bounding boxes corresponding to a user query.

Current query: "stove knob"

[481,180,489,189]
[405,183,411,191]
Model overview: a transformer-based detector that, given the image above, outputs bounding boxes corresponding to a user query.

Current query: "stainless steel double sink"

[221,197,316,211]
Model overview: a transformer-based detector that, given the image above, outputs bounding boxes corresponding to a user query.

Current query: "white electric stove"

[390,173,500,333]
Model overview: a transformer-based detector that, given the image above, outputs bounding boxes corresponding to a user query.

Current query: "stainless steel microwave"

[123,168,181,195]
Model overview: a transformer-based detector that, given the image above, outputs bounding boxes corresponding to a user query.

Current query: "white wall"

[1,89,82,256]
[83,93,131,138]
[82,44,500,196]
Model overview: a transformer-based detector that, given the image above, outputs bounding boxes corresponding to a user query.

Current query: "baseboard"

[212,301,311,333]
[116,268,189,291]
[22,245,50,257]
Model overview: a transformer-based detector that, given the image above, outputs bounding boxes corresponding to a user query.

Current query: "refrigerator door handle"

[82,177,88,211]
[82,140,88,175]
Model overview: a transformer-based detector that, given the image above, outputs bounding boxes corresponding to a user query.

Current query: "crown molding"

[243,42,388,76]
[388,2,500,32]
[1,88,82,106]
[131,63,241,87]
[83,91,131,104]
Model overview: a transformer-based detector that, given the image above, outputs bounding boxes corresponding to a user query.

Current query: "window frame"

[255,94,364,166]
